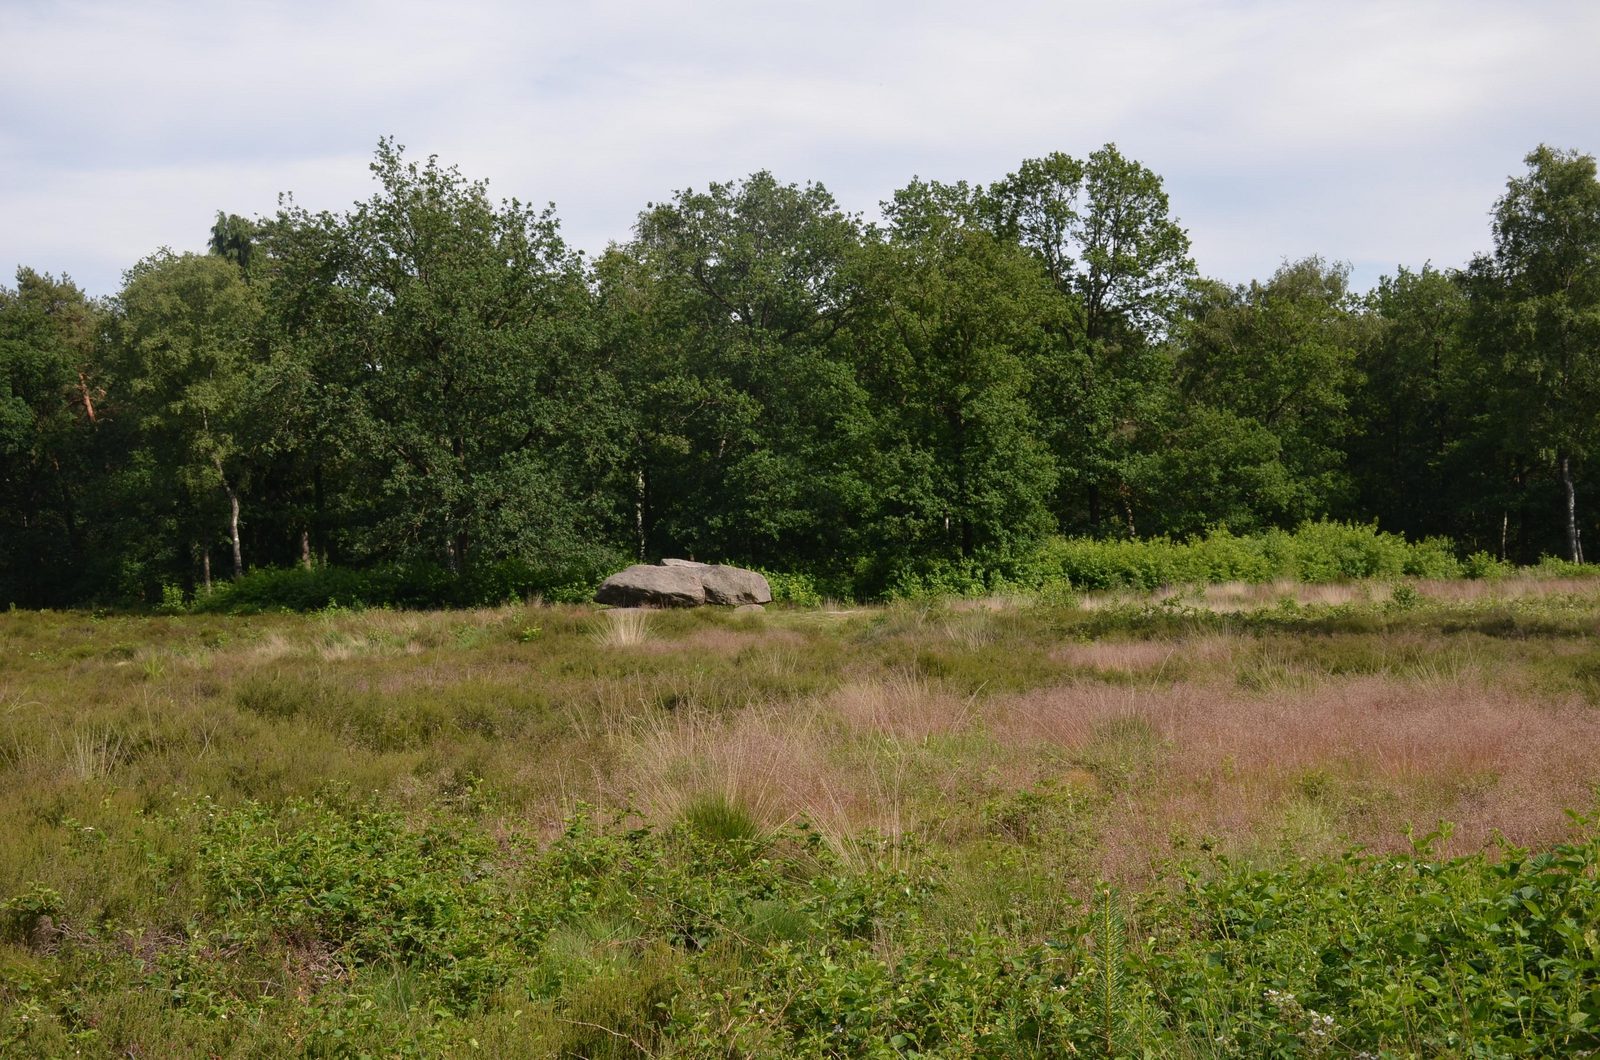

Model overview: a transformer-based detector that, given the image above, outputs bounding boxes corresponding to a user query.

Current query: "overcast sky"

[3,0,1597,296]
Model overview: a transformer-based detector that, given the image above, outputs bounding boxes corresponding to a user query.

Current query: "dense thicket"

[4,141,1599,606]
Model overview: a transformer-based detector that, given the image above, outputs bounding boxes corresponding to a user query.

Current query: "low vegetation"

[163,522,1586,615]
[5,577,1600,1055]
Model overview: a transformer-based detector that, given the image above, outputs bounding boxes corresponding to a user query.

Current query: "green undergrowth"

[877,521,1502,599]
[3,797,1599,1056]
[136,522,1600,615]
[183,558,615,615]
[7,589,1600,1054]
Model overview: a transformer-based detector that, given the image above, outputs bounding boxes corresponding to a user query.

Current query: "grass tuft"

[593,608,652,648]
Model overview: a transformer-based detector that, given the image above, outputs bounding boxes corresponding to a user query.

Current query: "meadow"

[3,578,1600,1056]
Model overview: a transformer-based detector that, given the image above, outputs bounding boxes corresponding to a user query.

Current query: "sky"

[3,0,1597,296]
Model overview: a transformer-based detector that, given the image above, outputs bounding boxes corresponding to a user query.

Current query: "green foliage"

[601,170,877,570]
[1534,554,1600,579]
[856,179,1062,564]
[881,555,1007,600]
[7,603,1600,1053]
[1023,522,1467,593]
[756,569,826,607]
[197,796,515,1010]
[1146,824,1600,1055]
[1094,888,1130,1056]
[1465,550,1515,578]
[0,885,63,944]
[155,583,188,614]
[1349,265,1478,543]
[16,142,1600,608]
[1389,581,1421,610]
[0,269,107,607]
[985,146,1195,539]
[1170,257,1376,530]
[189,556,616,612]
[679,793,764,845]
[261,138,627,580]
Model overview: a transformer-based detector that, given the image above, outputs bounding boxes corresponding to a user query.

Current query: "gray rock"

[700,565,773,606]
[595,564,706,608]
[595,560,773,608]
[733,603,766,613]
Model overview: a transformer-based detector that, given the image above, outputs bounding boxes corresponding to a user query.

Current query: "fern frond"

[1096,886,1128,1057]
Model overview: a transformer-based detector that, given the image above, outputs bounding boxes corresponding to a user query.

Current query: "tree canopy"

[3,140,1598,606]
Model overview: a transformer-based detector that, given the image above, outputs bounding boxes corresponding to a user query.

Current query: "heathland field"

[5,580,1600,1056]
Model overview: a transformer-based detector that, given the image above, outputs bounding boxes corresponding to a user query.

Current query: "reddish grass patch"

[998,672,1600,865]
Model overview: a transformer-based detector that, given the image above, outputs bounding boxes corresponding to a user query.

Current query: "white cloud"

[2,0,1596,294]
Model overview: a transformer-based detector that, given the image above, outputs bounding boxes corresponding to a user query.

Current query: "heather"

[4,580,1600,1054]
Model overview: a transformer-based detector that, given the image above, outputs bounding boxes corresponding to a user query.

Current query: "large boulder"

[699,565,772,606]
[595,564,706,608]
[594,560,773,607]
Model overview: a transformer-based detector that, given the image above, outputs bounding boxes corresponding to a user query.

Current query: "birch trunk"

[211,455,243,578]
[227,487,242,578]
[1561,453,1582,564]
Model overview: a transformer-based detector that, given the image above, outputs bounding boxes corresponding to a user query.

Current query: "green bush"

[1401,535,1466,578]
[1026,522,1476,594]
[7,796,1600,1055]
[758,569,825,607]
[1533,554,1600,579]
[190,554,621,614]
[1464,550,1513,578]
[197,796,518,1010]
[157,526,1596,614]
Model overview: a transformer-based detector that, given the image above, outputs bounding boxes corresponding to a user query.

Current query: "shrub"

[758,570,824,608]
[197,796,517,1010]
[1533,554,1600,579]
[1022,522,1476,595]
[8,795,1600,1055]
[191,553,622,614]
[1464,550,1513,579]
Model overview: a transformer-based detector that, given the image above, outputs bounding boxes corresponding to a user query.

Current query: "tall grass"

[593,608,652,648]
[5,585,1600,1053]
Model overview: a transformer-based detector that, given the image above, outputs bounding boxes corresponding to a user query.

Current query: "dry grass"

[1075,574,1600,614]
[1052,638,1189,675]
[997,669,1600,865]
[593,608,652,648]
[62,725,125,781]
[616,704,857,833]
[4,586,1600,896]
[1412,575,1600,601]
[827,671,977,740]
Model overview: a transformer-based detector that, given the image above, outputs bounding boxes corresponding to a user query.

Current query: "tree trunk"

[300,528,313,571]
[213,456,243,578]
[1561,453,1582,564]
[202,548,212,592]
[77,370,97,423]
[635,469,647,561]
[227,487,242,578]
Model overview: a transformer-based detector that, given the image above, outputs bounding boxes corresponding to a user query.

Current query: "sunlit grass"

[5,583,1600,1052]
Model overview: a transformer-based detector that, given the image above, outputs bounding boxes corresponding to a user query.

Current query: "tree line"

[3,140,1599,606]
